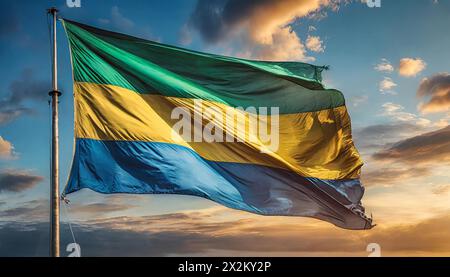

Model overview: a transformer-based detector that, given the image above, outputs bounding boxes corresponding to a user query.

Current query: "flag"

[62,19,373,230]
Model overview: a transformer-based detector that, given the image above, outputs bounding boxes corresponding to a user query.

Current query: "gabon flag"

[62,19,373,230]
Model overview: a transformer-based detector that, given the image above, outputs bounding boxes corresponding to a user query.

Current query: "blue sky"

[1,0,450,256]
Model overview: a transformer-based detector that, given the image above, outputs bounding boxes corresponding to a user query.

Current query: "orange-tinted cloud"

[0,136,13,159]
[306,35,324,52]
[398,58,426,77]
[186,0,339,61]
[417,72,450,114]
[2,207,450,256]
[239,26,310,61]
[362,166,431,187]
[2,194,450,256]
[82,210,450,256]
[431,184,450,195]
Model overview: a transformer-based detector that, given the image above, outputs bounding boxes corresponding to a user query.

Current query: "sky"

[0,0,449,257]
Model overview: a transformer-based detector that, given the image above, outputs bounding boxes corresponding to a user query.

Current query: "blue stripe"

[65,138,372,229]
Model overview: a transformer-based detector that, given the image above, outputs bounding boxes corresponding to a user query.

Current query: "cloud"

[0,198,133,223]
[398,58,426,77]
[367,213,450,255]
[110,6,134,30]
[361,123,450,189]
[374,59,394,73]
[0,169,44,193]
[431,184,450,195]
[355,123,424,142]
[179,24,193,45]
[417,72,450,114]
[185,0,339,61]
[2,69,48,105]
[99,6,134,31]
[0,69,49,125]
[353,122,427,151]
[380,102,431,127]
[0,108,32,126]
[0,199,48,221]
[362,166,431,187]
[2,210,450,256]
[0,136,14,159]
[372,125,450,165]
[70,203,134,218]
[349,95,368,107]
[238,26,311,61]
[305,35,324,52]
[98,6,157,41]
[379,77,397,94]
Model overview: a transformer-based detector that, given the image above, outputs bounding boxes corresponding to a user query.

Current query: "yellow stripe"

[74,82,363,179]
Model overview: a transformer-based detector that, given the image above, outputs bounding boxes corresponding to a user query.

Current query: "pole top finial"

[47,7,58,14]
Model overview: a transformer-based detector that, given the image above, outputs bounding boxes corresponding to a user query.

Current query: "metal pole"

[48,7,60,258]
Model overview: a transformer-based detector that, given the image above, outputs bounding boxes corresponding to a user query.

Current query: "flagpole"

[48,7,60,258]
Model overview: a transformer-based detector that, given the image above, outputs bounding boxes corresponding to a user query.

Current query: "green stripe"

[62,19,345,114]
